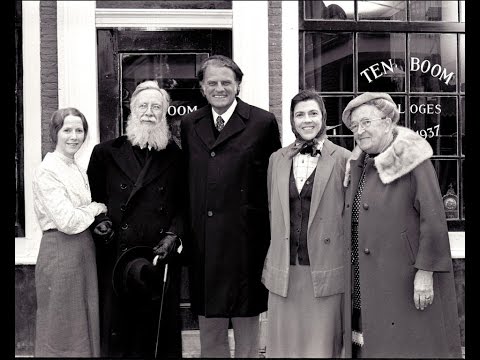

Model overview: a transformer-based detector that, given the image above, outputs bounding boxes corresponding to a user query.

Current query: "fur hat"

[342,92,400,129]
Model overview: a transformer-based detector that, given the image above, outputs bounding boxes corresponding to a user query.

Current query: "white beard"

[125,113,171,151]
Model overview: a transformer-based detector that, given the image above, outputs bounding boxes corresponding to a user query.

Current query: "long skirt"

[35,229,100,357]
[266,265,343,358]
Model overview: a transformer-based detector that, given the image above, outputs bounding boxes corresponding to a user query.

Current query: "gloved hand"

[153,233,179,263]
[93,220,114,244]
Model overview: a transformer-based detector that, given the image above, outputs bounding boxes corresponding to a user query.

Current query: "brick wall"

[268,1,283,139]
[40,1,58,157]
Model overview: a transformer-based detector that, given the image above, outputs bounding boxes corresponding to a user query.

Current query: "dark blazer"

[87,136,185,358]
[180,98,281,317]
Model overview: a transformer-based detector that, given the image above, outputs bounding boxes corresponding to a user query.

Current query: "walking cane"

[153,255,168,359]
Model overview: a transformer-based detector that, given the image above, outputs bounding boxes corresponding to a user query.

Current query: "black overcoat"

[87,136,185,358]
[180,98,281,317]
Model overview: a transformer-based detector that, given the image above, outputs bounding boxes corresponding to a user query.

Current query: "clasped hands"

[93,220,114,244]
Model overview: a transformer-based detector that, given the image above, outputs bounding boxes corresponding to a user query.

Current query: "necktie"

[215,116,225,132]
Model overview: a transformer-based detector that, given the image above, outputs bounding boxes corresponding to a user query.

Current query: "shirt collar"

[212,98,238,125]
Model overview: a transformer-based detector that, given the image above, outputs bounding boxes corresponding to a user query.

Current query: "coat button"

[120,245,128,252]
[121,223,128,230]
[210,151,216,157]
[324,238,330,244]
[120,205,126,212]
[346,204,350,208]
[363,203,369,210]
[159,186,165,193]
[364,248,370,254]
[207,210,213,217]
[120,183,127,190]
[159,206,164,213]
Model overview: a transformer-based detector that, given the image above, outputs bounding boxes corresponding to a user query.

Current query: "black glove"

[93,220,114,245]
[153,233,179,263]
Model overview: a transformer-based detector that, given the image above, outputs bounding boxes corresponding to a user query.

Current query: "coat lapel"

[307,140,335,229]
[141,145,175,187]
[277,146,293,231]
[193,109,216,151]
[348,152,366,204]
[111,139,142,183]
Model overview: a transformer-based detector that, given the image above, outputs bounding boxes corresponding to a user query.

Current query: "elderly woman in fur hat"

[262,90,351,357]
[342,92,462,358]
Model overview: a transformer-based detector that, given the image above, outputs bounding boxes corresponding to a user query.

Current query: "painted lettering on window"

[360,57,455,85]
[167,105,197,117]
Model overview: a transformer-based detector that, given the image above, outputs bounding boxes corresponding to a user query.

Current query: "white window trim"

[95,8,233,29]
[280,1,464,259]
[15,1,43,265]
[16,2,274,264]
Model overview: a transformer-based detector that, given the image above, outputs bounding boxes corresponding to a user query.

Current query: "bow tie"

[299,143,321,157]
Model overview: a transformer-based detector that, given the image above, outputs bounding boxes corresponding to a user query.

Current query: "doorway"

[97,28,232,329]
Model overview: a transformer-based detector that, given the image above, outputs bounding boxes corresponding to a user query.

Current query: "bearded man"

[87,80,184,358]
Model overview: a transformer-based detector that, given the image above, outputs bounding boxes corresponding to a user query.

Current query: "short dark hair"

[49,107,88,144]
[197,55,244,83]
[290,89,328,138]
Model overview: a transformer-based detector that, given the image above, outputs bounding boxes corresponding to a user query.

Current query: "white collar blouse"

[32,151,105,235]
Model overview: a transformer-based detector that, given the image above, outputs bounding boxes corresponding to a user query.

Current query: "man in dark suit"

[87,80,184,358]
[180,55,281,357]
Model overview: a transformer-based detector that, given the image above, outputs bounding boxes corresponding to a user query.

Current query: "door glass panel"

[357,32,406,92]
[410,96,457,155]
[121,53,209,147]
[304,32,353,92]
[358,1,406,21]
[409,1,459,22]
[409,33,457,93]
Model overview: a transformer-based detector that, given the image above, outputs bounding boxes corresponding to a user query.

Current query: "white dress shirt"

[292,139,326,193]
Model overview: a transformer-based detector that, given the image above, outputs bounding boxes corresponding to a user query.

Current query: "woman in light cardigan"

[262,90,351,357]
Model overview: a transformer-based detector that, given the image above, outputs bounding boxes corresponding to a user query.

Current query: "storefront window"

[459,34,465,92]
[304,33,353,92]
[409,0,459,22]
[358,1,406,21]
[409,33,457,93]
[460,1,465,22]
[410,96,457,155]
[300,0,465,227]
[304,1,353,20]
[357,32,406,92]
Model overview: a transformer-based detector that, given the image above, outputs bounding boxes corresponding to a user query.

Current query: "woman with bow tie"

[261,90,351,357]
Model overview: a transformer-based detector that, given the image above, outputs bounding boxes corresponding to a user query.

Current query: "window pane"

[410,96,457,155]
[460,1,465,22]
[460,96,464,156]
[409,33,457,93]
[390,95,406,126]
[461,159,464,219]
[431,159,459,220]
[409,1,459,22]
[359,1,406,21]
[304,1,354,20]
[358,33,406,92]
[304,33,354,92]
[121,53,209,145]
[459,34,465,93]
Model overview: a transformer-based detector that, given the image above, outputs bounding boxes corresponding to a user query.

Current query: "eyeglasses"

[137,103,162,112]
[350,117,386,132]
